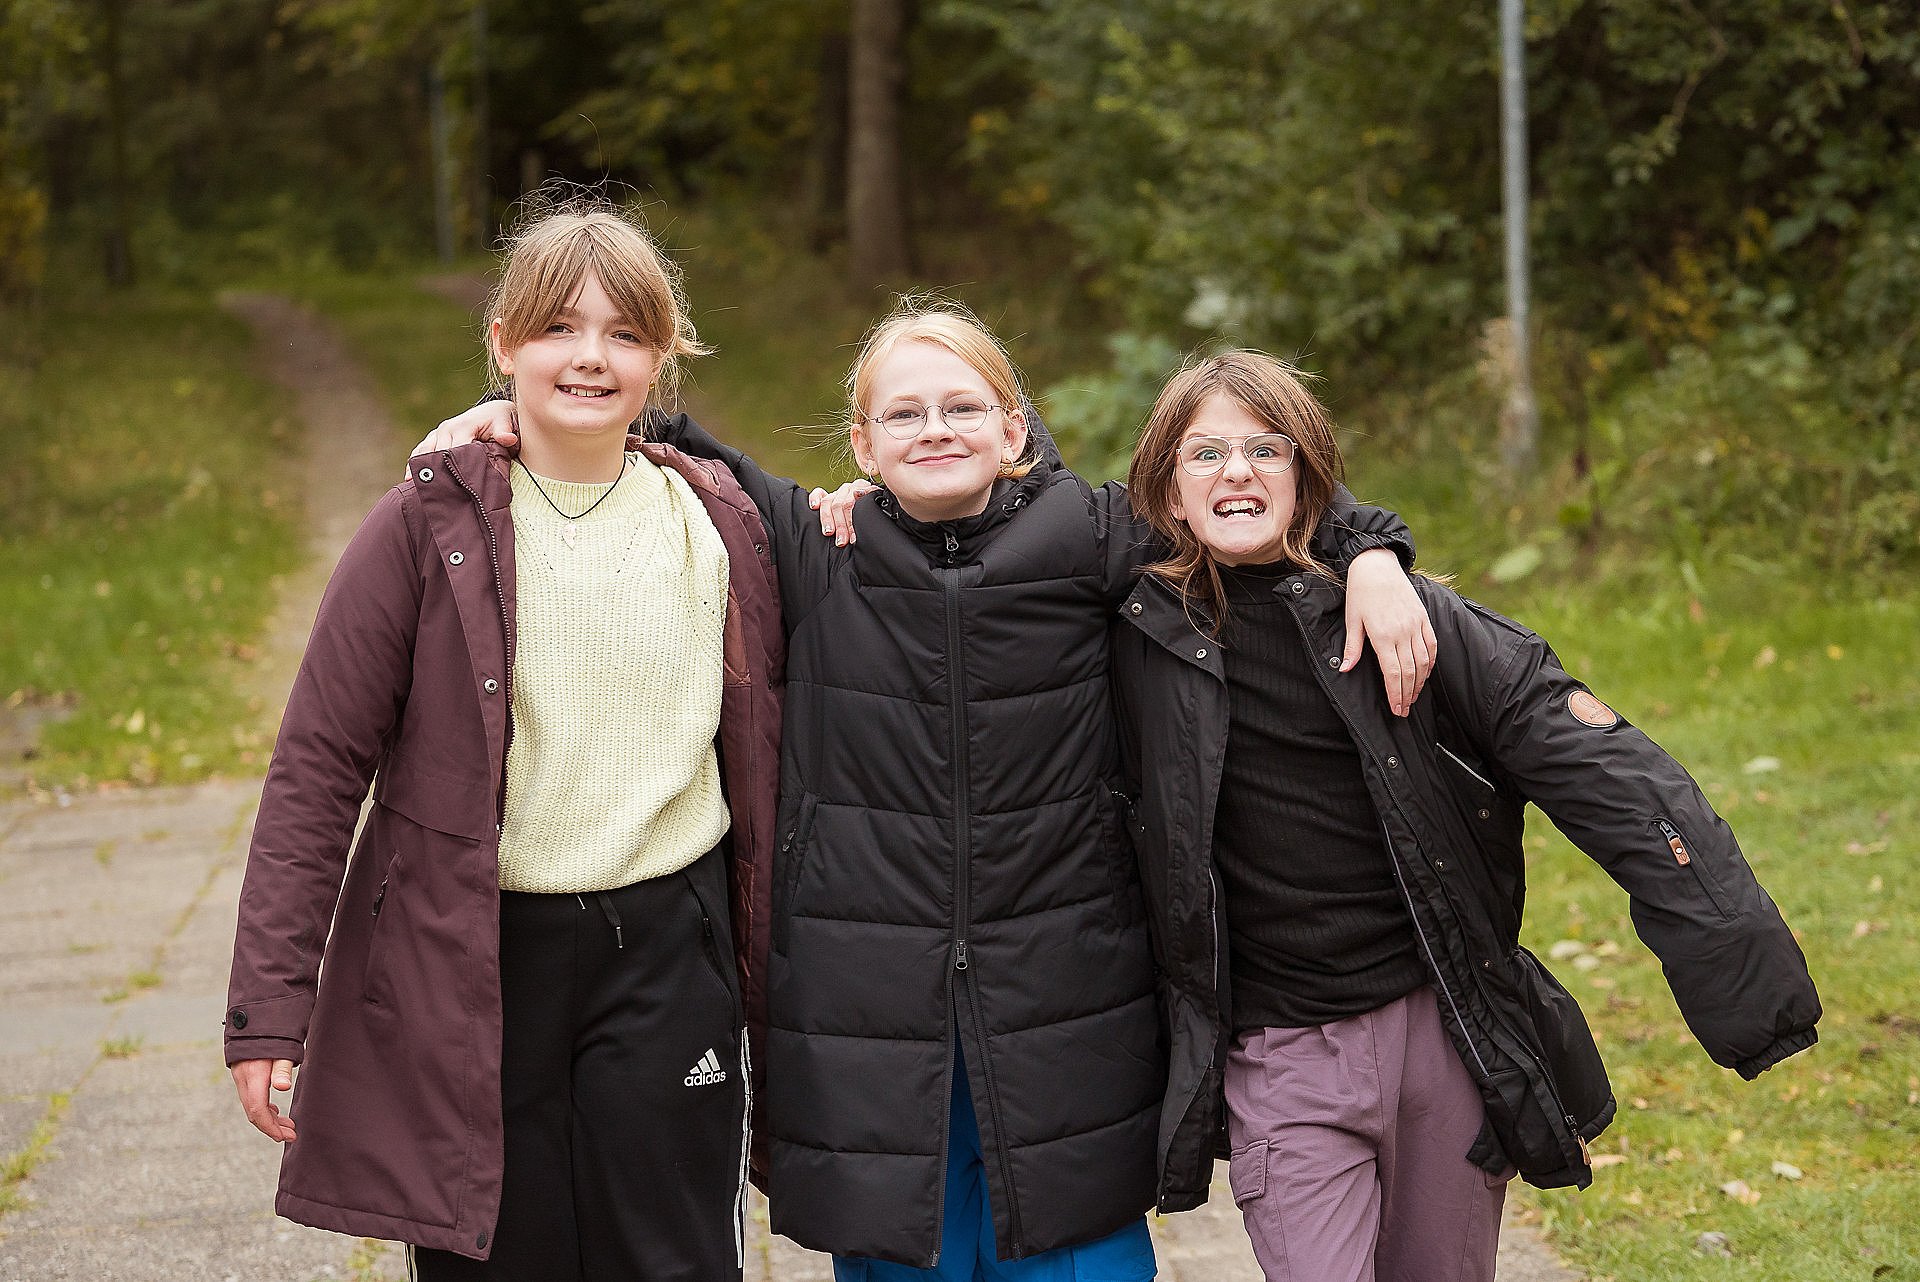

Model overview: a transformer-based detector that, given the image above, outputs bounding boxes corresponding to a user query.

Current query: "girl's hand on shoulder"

[1343,548,1437,717]
[405,402,520,476]
[807,479,877,546]
[230,1057,298,1143]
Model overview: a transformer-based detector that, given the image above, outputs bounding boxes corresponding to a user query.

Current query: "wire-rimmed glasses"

[865,399,1005,440]
[1177,433,1297,478]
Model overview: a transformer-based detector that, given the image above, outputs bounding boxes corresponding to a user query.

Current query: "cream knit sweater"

[496,453,731,893]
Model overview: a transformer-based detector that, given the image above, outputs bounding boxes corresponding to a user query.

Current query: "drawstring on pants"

[575,891,625,949]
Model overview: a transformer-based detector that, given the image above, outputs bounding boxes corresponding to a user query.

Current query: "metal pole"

[1499,0,1539,473]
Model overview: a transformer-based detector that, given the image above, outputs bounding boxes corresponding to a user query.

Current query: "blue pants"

[832,1046,1157,1282]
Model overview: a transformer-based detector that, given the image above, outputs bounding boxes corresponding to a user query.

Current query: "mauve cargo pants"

[1223,988,1509,1282]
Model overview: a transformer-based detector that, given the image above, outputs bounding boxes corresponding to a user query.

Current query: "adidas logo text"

[683,1048,728,1087]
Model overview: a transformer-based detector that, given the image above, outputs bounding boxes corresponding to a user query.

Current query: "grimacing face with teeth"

[1168,392,1302,567]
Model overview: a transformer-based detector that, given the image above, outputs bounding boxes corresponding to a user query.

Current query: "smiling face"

[1169,392,1301,566]
[850,339,1028,523]
[491,269,665,451]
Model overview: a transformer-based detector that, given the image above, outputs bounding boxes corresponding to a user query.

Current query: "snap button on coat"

[228,1009,248,1029]
[448,551,464,565]
[483,678,498,693]
[417,467,434,482]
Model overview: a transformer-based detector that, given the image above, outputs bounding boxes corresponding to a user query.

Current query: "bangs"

[494,220,678,355]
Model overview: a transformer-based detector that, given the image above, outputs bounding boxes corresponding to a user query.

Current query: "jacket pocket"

[1100,787,1147,929]
[361,852,404,1004]
[1471,1064,1589,1190]
[773,793,820,954]
[1654,816,1734,921]
[1505,946,1612,1134]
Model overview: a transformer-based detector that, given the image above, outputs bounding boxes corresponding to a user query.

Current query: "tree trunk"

[100,0,134,287]
[428,60,456,264]
[846,0,910,287]
[468,0,492,252]
[806,30,850,253]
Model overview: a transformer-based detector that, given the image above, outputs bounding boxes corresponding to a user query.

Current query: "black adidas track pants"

[416,843,748,1282]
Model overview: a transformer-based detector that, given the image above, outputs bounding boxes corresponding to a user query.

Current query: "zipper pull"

[1658,819,1691,866]
[945,531,959,554]
[371,880,388,917]
[954,940,969,971]
[1571,1118,1591,1165]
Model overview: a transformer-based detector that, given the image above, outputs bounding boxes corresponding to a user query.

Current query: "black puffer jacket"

[1112,562,1821,1201]
[662,417,1408,1263]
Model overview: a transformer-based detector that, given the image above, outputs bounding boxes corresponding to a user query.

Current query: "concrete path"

[0,286,1582,1280]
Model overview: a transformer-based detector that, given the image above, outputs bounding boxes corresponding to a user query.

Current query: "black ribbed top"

[1212,563,1425,1031]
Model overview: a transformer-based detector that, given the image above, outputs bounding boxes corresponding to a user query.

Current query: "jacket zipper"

[1282,599,1589,1172]
[442,451,514,827]
[1436,741,1496,792]
[942,560,1023,1255]
[1657,815,1731,919]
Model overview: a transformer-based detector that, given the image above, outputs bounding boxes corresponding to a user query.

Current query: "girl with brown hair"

[1113,349,1820,1282]
[226,197,784,1280]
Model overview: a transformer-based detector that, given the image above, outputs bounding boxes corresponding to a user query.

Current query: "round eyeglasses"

[866,400,1005,440]
[1177,433,1297,478]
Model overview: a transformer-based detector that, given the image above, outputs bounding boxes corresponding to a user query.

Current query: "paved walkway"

[0,288,1581,1280]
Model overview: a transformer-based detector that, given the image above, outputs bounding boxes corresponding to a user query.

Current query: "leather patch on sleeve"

[1569,690,1619,729]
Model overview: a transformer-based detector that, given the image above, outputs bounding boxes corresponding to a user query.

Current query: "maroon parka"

[224,438,783,1259]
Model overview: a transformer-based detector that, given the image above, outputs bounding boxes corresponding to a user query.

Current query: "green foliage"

[960,0,1920,388]
[1040,331,1182,482]
[0,285,302,790]
[571,0,834,192]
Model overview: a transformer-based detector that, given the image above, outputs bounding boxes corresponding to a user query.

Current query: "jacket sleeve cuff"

[225,1035,306,1068]
[1734,1026,1818,1080]
[1324,530,1413,575]
[222,991,314,1061]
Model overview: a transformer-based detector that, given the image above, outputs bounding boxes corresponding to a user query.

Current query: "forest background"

[1,2,1915,1279]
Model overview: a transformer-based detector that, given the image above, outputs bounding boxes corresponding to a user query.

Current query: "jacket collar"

[1119,575,1225,677]
[873,460,1052,552]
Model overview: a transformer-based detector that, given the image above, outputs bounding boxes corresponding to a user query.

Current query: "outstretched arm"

[1436,591,1820,1077]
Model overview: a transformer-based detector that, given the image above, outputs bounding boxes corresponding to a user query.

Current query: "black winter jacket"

[1112,562,1821,1201]
[662,416,1409,1263]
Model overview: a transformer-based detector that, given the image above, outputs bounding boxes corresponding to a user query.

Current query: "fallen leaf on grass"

[1853,920,1885,939]
[1741,756,1780,775]
[1720,1179,1761,1205]
[1590,1153,1629,1168]
[1694,1231,1733,1257]
[1752,646,1777,669]
[1770,1161,1803,1180]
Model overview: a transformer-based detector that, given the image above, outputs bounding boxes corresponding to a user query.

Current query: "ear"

[488,319,514,378]
[849,423,879,477]
[1001,406,1029,464]
[1170,490,1188,524]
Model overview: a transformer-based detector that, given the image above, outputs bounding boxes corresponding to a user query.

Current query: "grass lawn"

[0,287,303,790]
[1476,582,1920,1279]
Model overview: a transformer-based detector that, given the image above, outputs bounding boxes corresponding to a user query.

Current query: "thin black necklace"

[516,455,630,548]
